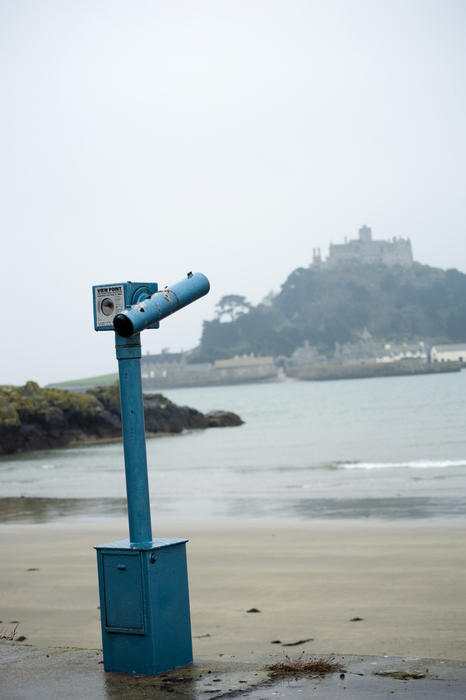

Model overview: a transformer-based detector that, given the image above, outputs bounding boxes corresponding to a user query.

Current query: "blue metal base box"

[95,538,192,675]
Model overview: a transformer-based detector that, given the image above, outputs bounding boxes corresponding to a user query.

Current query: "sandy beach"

[1,519,465,662]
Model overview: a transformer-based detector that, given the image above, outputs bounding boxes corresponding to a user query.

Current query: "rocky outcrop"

[0,381,243,456]
[205,410,244,427]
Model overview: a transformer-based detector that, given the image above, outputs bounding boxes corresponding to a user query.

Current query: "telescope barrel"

[113,272,210,338]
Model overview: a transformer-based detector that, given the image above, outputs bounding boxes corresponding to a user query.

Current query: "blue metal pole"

[115,332,152,547]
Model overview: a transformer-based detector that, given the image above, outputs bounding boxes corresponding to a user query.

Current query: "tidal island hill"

[50,226,466,391]
[141,225,465,386]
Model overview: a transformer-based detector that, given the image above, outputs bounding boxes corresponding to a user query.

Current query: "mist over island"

[197,226,466,362]
[104,226,465,392]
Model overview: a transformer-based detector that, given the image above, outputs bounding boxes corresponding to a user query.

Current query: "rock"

[205,410,244,427]
[0,382,243,455]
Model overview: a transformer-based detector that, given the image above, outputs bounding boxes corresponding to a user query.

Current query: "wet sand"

[1,519,465,661]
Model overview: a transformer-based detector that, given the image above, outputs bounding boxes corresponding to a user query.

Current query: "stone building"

[431,343,466,364]
[212,354,277,383]
[317,225,413,268]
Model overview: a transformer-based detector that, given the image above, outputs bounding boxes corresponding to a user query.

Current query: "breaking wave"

[336,459,466,470]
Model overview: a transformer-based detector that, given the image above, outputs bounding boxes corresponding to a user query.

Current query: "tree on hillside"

[215,295,252,322]
[197,262,466,359]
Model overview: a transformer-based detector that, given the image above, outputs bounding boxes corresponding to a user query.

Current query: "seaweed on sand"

[267,654,344,679]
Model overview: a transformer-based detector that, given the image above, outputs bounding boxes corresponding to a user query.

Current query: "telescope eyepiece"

[114,314,134,338]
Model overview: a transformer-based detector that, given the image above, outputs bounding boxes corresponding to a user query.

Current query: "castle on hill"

[312,225,413,268]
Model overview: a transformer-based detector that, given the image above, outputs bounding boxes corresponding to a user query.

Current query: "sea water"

[1,371,465,523]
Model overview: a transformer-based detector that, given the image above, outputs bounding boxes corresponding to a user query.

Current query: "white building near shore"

[431,344,466,363]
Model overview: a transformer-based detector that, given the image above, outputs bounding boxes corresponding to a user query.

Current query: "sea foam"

[339,459,466,470]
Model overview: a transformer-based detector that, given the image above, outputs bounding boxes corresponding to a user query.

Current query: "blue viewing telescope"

[92,270,210,676]
[93,271,210,336]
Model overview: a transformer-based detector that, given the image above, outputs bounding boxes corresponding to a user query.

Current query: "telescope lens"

[101,298,115,316]
[114,314,134,337]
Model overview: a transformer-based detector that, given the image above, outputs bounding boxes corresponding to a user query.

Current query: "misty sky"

[1,0,465,386]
